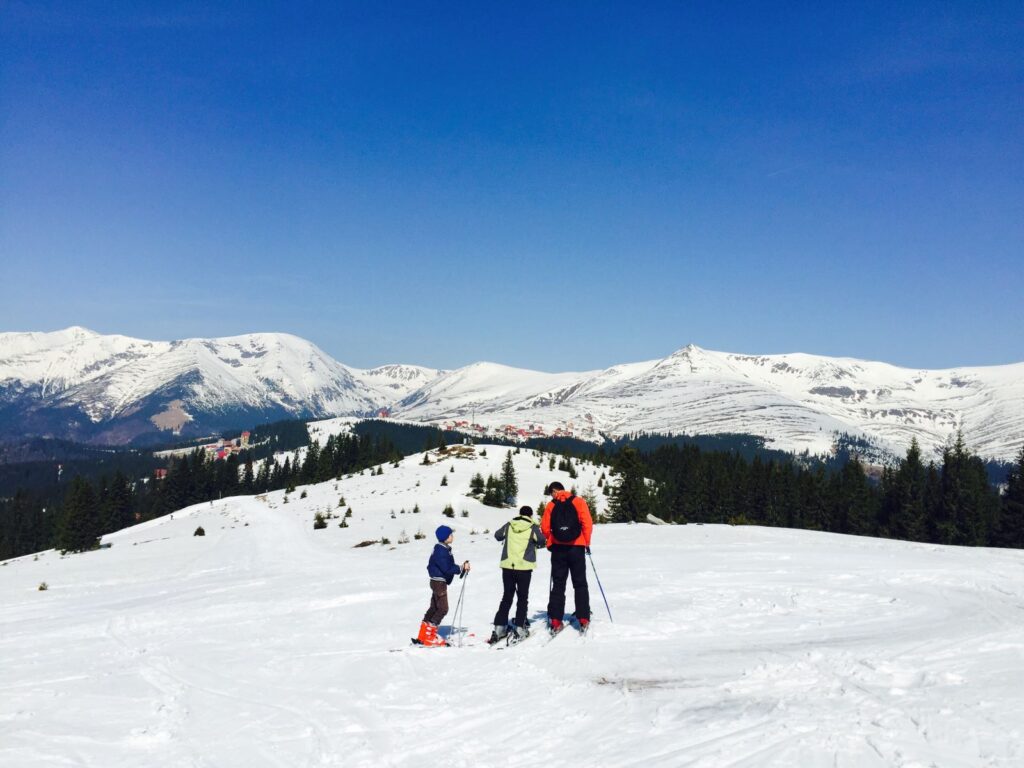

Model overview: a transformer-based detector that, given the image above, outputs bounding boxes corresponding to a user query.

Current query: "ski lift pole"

[587,549,613,622]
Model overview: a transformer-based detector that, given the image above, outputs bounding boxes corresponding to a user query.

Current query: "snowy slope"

[2,328,1022,460]
[2,447,1023,767]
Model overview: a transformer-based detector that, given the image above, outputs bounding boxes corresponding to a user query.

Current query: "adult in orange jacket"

[540,481,593,633]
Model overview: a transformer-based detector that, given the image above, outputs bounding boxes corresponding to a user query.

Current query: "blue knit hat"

[435,525,454,542]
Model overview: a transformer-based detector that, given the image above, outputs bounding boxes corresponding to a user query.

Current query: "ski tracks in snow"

[4,491,1024,767]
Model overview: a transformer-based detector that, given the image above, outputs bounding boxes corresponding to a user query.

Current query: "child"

[489,506,545,644]
[416,525,470,647]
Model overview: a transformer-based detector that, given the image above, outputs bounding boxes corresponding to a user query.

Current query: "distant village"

[152,411,598,485]
[441,419,577,439]
[376,407,591,440]
[153,431,252,479]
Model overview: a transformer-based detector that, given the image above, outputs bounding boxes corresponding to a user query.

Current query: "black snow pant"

[493,568,533,628]
[547,544,590,622]
[423,580,449,625]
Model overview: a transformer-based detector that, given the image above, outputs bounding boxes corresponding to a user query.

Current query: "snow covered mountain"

[0,328,437,445]
[351,364,446,403]
[390,344,1024,462]
[1,328,1022,461]
[3,446,1023,766]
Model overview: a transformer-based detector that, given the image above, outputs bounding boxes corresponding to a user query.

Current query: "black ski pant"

[493,568,533,628]
[547,544,590,622]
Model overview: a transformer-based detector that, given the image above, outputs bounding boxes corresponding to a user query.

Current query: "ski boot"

[423,622,448,647]
[508,624,529,645]
[412,621,431,645]
[487,624,509,645]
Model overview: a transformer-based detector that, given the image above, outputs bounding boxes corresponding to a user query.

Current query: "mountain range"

[1,327,1022,461]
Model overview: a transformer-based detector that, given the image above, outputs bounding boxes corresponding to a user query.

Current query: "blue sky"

[2,2,1021,371]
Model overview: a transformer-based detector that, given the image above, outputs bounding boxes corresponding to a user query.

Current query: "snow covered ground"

[2,446,1023,767]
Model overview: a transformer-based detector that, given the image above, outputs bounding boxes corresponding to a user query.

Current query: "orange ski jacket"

[540,491,593,548]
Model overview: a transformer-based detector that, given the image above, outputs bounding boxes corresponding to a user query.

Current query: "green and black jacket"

[494,515,546,570]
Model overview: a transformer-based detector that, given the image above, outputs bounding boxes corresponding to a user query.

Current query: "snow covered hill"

[2,446,1022,767]
[0,328,441,445]
[2,328,1022,461]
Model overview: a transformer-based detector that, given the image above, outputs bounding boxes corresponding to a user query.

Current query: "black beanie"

[519,505,533,517]
[546,481,565,494]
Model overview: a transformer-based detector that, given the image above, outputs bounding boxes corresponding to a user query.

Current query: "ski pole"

[587,549,613,622]
[460,572,468,647]
[451,571,468,646]
[451,575,465,641]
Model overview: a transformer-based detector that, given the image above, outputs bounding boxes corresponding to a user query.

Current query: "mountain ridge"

[1,327,1022,461]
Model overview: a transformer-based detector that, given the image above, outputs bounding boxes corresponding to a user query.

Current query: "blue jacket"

[427,542,463,584]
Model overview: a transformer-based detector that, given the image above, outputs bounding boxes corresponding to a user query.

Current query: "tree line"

[0,431,402,559]
[607,435,1024,548]
[4,422,1023,560]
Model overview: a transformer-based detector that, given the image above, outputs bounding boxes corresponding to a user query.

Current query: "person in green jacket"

[489,505,546,644]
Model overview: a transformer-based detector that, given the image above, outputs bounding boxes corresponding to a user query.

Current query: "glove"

[585,546,591,555]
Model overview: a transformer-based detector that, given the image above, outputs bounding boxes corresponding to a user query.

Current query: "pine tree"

[470,473,485,495]
[500,451,518,506]
[255,459,271,492]
[832,457,876,536]
[101,471,134,534]
[57,477,101,553]
[993,446,1024,548]
[581,485,601,522]
[608,447,649,523]
[0,490,54,560]
[317,441,335,482]
[881,439,927,541]
[937,433,998,546]
[922,463,943,543]
[281,457,293,491]
[482,475,502,507]
[242,456,255,493]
